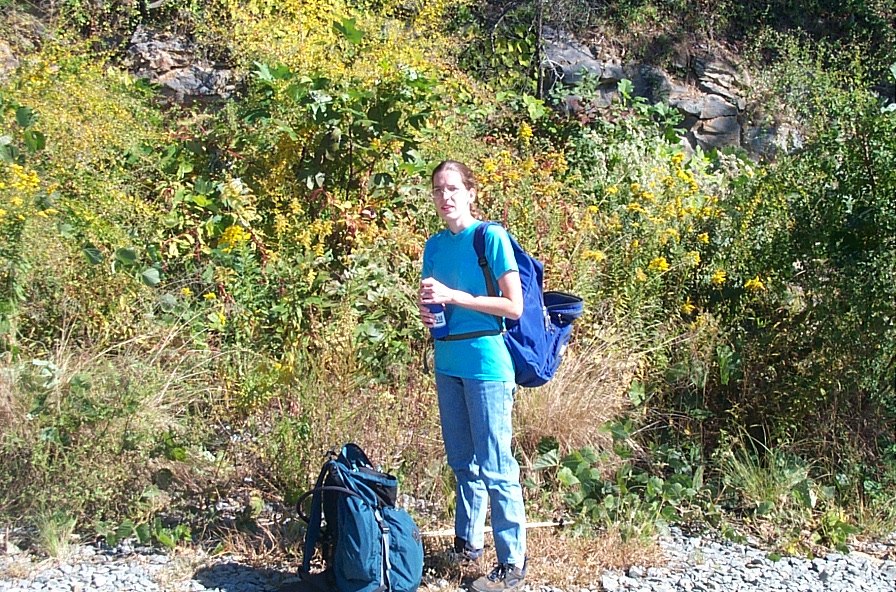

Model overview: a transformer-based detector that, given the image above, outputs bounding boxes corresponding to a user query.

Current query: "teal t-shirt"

[421,221,518,381]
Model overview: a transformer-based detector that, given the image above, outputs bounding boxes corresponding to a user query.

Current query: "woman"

[418,160,528,592]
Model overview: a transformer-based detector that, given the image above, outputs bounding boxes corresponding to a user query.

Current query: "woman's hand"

[419,272,523,320]
[419,277,455,306]
[418,303,436,328]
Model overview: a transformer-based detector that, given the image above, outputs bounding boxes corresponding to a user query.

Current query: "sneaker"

[470,561,527,592]
[448,536,484,563]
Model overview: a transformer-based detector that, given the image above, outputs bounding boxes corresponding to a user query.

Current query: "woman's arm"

[419,271,523,320]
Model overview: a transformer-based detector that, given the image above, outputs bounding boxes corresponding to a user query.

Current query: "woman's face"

[431,169,475,229]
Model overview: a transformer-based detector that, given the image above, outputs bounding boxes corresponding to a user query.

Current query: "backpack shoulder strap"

[472,222,499,298]
[301,461,331,573]
[438,222,503,342]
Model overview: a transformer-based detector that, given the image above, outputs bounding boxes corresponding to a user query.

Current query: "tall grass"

[515,338,637,458]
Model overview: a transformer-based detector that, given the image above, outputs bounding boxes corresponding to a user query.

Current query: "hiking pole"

[420,519,574,538]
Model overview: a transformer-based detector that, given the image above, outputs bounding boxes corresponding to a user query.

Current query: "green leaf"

[333,17,364,45]
[532,449,560,471]
[155,529,176,549]
[136,523,151,545]
[536,436,559,454]
[69,373,91,393]
[39,426,61,443]
[116,520,136,541]
[274,120,298,141]
[23,130,45,151]
[756,500,775,516]
[142,268,161,287]
[81,243,104,265]
[557,466,580,487]
[16,106,35,128]
[0,136,16,163]
[191,193,211,207]
[628,380,646,406]
[602,494,617,509]
[115,248,138,266]
[692,465,704,490]
[166,446,187,462]
[194,177,214,195]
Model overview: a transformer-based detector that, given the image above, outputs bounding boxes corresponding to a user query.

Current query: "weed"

[515,339,637,457]
[36,511,77,559]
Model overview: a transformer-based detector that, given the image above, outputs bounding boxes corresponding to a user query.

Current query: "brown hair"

[431,160,481,218]
[431,160,477,192]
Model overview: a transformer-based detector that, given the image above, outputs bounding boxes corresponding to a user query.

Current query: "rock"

[628,64,674,104]
[698,80,746,110]
[670,95,704,117]
[628,565,645,578]
[692,115,740,149]
[126,25,235,103]
[0,42,18,80]
[743,123,804,158]
[599,573,620,591]
[700,95,738,119]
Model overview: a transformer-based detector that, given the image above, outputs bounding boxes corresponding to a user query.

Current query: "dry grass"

[0,363,22,430]
[422,525,665,588]
[514,338,638,457]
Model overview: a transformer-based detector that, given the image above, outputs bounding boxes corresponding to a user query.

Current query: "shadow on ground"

[192,549,472,591]
[193,561,309,592]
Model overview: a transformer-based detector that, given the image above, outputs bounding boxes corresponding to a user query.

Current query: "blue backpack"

[298,444,424,592]
[442,222,584,388]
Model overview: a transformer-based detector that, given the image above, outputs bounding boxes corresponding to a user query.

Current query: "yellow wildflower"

[631,239,640,249]
[582,249,607,262]
[711,269,727,285]
[681,297,696,315]
[685,251,701,266]
[518,121,533,142]
[648,257,670,272]
[180,287,193,297]
[587,205,599,214]
[635,267,647,282]
[203,292,217,300]
[698,232,710,244]
[744,276,765,291]
[219,224,251,253]
[627,202,645,214]
[630,182,641,192]
[606,185,618,195]
[671,153,684,165]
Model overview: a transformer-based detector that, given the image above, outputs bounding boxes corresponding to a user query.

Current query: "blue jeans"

[435,373,526,566]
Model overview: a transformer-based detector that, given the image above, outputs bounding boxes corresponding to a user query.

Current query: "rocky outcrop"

[125,26,234,103]
[542,29,803,160]
[0,42,18,81]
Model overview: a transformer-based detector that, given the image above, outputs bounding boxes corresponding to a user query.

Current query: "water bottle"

[427,303,449,339]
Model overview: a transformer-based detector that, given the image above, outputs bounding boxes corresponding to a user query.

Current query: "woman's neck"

[447,215,477,235]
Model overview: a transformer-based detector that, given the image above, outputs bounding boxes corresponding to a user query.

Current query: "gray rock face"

[0,43,18,80]
[541,32,797,158]
[126,26,234,103]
